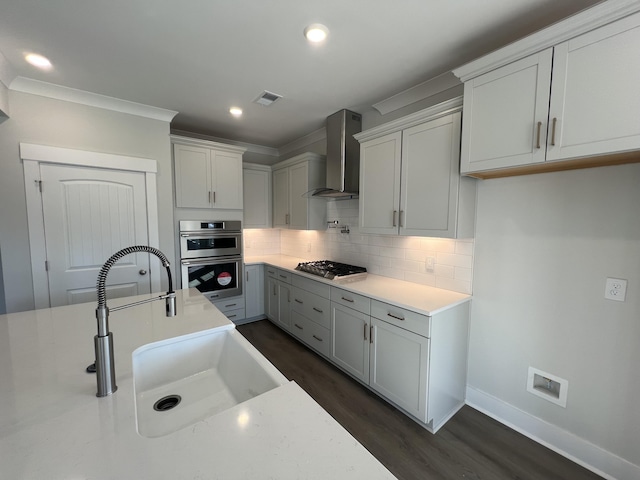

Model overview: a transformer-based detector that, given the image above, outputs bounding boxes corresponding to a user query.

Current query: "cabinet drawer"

[213,298,245,313]
[292,274,331,299]
[331,287,371,315]
[266,267,291,284]
[371,300,430,338]
[291,311,331,358]
[291,286,331,329]
[222,308,245,322]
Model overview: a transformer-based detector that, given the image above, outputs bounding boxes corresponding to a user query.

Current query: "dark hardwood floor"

[237,319,602,480]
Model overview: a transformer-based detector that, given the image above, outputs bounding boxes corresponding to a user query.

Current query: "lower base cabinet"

[264,268,469,433]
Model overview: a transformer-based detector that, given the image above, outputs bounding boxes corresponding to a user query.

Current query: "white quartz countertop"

[0,289,395,479]
[245,254,471,316]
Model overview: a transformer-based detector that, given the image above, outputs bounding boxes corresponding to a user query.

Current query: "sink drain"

[153,394,182,412]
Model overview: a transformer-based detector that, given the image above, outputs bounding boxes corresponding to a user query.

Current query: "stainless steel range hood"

[311,109,362,199]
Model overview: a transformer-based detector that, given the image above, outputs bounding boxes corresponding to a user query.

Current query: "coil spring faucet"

[93,246,176,397]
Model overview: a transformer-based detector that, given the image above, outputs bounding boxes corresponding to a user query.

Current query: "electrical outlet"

[605,277,627,302]
[425,256,435,273]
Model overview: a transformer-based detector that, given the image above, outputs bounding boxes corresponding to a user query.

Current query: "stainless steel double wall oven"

[179,220,242,300]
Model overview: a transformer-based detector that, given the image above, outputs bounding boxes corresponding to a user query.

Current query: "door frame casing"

[21,143,160,309]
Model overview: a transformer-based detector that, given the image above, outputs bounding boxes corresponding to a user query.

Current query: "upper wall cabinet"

[272,152,326,231]
[355,100,476,239]
[243,163,271,228]
[455,6,640,178]
[172,135,245,209]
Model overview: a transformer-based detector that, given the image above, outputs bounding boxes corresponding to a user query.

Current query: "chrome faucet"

[93,245,177,397]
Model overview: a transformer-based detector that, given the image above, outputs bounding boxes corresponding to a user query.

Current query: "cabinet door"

[243,168,271,228]
[370,317,429,422]
[277,282,291,330]
[359,132,402,234]
[330,303,370,383]
[174,144,211,208]
[272,168,289,228]
[547,13,640,162]
[460,48,553,173]
[265,277,278,321]
[400,113,461,237]
[211,151,243,209]
[288,162,309,230]
[245,265,264,319]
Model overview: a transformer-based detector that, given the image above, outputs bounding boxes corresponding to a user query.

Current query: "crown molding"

[9,77,178,122]
[354,97,462,143]
[170,129,278,157]
[278,127,326,157]
[372,72,461,115]
[170,134,247,154]
[453,0,640,82]
[272,151,325,170]
[242,162,272,172]
[0,50,16,88]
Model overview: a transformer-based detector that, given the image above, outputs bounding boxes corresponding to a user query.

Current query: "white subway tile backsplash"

[247,221,474,294]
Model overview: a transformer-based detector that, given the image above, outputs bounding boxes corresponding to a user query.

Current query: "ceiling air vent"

[254,90,282,106]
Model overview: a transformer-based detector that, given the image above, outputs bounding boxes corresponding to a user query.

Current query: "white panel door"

[288,162,309,230]
[547,12,640,161]
[370,317,429,422]
[40,164,151,307]
[272,168,289,228]
[460,48,553,173]
[400,113,460,237]
[330,303,370,383]
[359,131,402,235]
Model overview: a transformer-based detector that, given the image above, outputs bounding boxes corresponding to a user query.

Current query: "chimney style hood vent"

[311,109,362,199]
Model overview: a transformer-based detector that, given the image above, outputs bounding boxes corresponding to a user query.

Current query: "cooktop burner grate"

[295,260,367,280]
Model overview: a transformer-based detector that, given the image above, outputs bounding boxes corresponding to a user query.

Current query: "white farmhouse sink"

[132,325,288,438]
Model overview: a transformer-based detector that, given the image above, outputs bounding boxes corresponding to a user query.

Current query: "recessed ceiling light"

[304,24,329,43]
[25,53,52,70]
[229,107,243,117]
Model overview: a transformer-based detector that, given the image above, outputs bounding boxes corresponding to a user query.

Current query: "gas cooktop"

[295,260,367,281]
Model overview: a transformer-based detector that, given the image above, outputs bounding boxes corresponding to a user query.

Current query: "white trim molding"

[453,0,640,82]
[372,72,462,115]
[10,77,178,122]
[466,386,640,480]
[170,129,277,157]
[21,143,161,308]
[278,127,326,157]
[169,134,247,154]
[354,97,462,143]
[20,143,158,173]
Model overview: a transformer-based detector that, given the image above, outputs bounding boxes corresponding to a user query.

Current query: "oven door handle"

[181,256,242,266]
[180,233,241,238]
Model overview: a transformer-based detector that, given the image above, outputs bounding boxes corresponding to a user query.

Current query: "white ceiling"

[0,0,600,148]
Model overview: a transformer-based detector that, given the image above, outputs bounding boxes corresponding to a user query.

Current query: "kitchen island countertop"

[245,254,471,316]
[0,288,395,479]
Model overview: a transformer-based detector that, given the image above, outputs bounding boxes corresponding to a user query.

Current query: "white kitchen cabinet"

[172,135,245,209]
[211,295,245,323]
[356,105,475,238]
[243,164,271,228]
[330,302,370,383]
[271,152,326,230]
[265,267,291,331]
[290,275,331,357]
[369,316,429,421]
[457,9,640,177]
[244,264,264,320]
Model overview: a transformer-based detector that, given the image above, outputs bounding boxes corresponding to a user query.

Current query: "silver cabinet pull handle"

[370,325,373,344]
[213,191,216,203]
[208,191,211,203]
[312,307,323,313]
[387,312,405,321]
[551,117,557,146]
[294,323,303,330]
[364,323,368,340]
[246,270,249,282]
[536,121,542,149]
[225,303,236,308]
[399,210,404,228]
[295,298,303,304]
[312,335,323,342]
[228,314,237,319]
[341,296,354,303]
[285,213,290,225]
[279,274,287,279]
[393,210,397,227]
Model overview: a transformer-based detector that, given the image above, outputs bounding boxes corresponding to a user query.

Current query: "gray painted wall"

[0,90,175,313]
[470,164,640,465]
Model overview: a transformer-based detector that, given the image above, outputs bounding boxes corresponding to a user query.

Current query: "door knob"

[139,269,147,275]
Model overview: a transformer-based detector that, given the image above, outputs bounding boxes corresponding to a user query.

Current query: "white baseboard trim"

[466,386,640,480]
